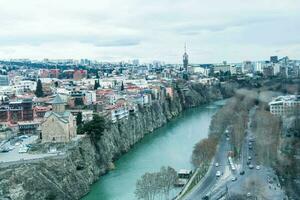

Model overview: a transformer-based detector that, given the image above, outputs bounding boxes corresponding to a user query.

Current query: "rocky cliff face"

[0,82,235,200]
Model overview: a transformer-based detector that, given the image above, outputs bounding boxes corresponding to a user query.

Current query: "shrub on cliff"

[80,114,106,140]
[76,112,83,126]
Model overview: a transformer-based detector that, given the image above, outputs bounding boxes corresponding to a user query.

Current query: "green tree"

[120,81,124,91]
[183,73,189,81]
[76,112,83,126]
[94,80,100,90]
[35,79,44,97]
[74,98,84,106]
[80,114,105,140]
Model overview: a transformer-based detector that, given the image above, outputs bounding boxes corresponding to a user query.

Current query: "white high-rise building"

[273,63,281,75]
[254,62,263,72]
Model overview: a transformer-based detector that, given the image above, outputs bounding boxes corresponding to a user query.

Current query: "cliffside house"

[0,98,34,123]
[105,101,129,123]
[41,94,77,143]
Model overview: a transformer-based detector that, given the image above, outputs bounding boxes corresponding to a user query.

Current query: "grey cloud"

[93,38,140,47]
[0,34,140,47]
[172,14,283,35]
[0,0,300,62]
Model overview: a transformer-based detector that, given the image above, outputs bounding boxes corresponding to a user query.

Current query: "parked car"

[248,156,252,160]
[268,179,273,184]
[240,170,245,175]
[19,145,29,153]
[216,171,221,177]
[15,142,21,146]
[256,165,261,170]
[231,177,237,182]
[0,148,9,153]
[249,164,254,169]
[19,135,29,140]
[202,195,209,200]
[8,146,15,151]
[215,162,219,167]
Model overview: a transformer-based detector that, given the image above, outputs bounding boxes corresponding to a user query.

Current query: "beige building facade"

[41,95,77,143]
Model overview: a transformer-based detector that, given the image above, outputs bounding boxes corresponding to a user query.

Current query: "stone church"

[41,94,77,143]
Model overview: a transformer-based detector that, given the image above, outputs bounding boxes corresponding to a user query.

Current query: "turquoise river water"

[82,100,225,200]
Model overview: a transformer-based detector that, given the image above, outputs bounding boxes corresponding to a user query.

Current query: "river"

[82,100,225,200]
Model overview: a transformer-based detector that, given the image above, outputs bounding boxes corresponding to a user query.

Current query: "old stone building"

[41,94,77,143]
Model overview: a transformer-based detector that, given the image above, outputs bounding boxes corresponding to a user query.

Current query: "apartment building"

[269,95,300,116]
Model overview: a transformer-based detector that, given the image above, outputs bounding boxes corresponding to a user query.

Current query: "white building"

[230,66,237,75]
[13,80,37,93]
[254,62,263,73]
[273,63,281,75]
[108,104,129,123]
[198,77,219,85]
[269,95,300,116]
[124,79,148,88]
[188,66,210,76]
[56,88,71,95]
[85,91,97,105]
[0,86,14,96]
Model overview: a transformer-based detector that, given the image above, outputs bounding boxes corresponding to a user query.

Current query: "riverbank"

[0,81,237,200]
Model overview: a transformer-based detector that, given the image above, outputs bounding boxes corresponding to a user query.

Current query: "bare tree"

[135,172,159,200]
[253,109,281,166]
[158,166,178,200]
[135,166,177,200]
[192,137,218,167]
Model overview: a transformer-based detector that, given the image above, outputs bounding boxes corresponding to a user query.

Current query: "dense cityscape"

[1,0,300,200]
[0,52,299,141]
[0,49,299,200]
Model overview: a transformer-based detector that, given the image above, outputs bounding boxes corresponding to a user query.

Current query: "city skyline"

[0,0,300,63]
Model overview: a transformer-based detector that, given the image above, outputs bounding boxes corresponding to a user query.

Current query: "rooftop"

[269,95,300,105]
[49,94,65,104]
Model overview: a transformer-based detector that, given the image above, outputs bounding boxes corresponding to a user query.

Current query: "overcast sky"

[0,0,300,63]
